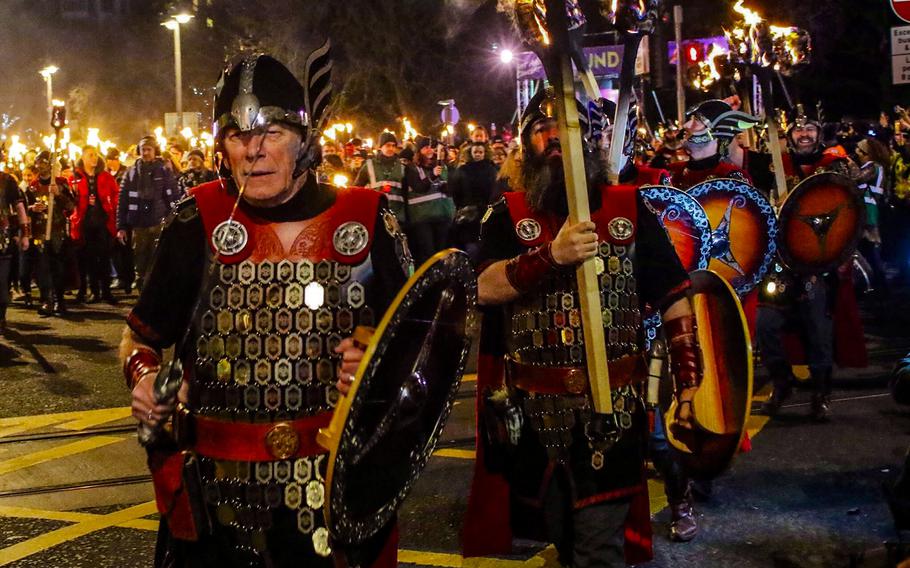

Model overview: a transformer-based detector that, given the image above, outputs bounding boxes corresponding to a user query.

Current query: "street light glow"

[162,20,178,29]
[499,49,514,64]
[39,65,59,79]
[174,13,193,24]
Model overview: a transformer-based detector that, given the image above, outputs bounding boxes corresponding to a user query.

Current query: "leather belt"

[180,411,333,461]
[506,353,647,396]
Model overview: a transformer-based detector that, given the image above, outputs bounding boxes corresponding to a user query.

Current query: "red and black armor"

[178,181,389,558]
[498,184,650,502]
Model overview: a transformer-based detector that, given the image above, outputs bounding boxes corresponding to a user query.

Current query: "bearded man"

[757,105,859,422]
[463,89,702,567]
[119,51,409,568]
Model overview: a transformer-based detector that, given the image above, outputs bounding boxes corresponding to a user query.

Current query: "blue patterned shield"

[641,185,711,273]
[687,178,778,296]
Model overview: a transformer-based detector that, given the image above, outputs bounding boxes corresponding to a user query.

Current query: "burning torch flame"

[692,43,730,91]
[726,0,810,74]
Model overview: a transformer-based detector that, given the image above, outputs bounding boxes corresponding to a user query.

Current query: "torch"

[725,0,810,204]
[46,101,66,241]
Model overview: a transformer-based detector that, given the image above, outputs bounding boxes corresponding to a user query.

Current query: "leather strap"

[183,412,333,462]
[506,354,647,396]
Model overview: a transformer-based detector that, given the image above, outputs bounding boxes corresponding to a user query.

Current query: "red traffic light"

[684,42,703,64]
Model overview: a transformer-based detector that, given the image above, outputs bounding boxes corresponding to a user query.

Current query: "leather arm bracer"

[505,242,566,294]
[123,347,162,390]
[664,314,701,391]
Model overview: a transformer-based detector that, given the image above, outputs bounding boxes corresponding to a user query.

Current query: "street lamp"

[162,13,193,129]
[39,65,59,123]
[499,49,514,64]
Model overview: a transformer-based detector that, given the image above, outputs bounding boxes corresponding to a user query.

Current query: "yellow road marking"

[0,501,157,566]
[0,437,125,476]
[0,383,778,566]
[434,448,476,460]
[57,408,133,431]
[0,407,131,438]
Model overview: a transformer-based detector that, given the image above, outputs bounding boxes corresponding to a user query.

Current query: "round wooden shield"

[641,185,712,273]
[317,249,477,545]
[664,269,753,480]
[776,172,865,275]
[688,178,778,296]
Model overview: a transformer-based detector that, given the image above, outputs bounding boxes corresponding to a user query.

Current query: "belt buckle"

[265,422,300,460]
[564,369,586,395]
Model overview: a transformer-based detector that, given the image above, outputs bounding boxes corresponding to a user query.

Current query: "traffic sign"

[893,0,910,23]
[893,53,910,85]
[892,26,910,54]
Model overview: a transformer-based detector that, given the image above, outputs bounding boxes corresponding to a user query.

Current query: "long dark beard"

[521,147,608,216]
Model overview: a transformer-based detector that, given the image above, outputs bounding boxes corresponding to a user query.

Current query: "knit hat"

[415,135,434,151]
[187,149,205,161]
[379,131,398,147]
[105,147,121,160]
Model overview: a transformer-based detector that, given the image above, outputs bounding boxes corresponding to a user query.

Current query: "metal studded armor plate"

[509,241,642,365]
[191,256,376,559]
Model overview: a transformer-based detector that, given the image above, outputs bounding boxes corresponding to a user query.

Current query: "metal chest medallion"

[333,222,369,256]
[608,217,633,241]
[212,219,248,256]
[515,218,542,241]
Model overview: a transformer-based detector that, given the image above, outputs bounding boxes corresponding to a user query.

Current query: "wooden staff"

[544,0,612,414]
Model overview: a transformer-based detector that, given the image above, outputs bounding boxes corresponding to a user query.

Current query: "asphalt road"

[0,288,908,568]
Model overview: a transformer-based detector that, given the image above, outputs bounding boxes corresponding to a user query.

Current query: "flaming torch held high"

[726,0,811,75]
[725,0,811,203]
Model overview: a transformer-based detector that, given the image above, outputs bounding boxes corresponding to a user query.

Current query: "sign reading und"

[515,43,649,82]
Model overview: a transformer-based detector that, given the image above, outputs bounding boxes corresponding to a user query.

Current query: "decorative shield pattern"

[664,269,753,480]
[776,172,865,275]
[688,178,777,296]
[641,185,711,273]
[318,249,478,545]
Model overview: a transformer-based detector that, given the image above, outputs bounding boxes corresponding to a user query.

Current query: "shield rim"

[687,177,778,296]
[775,172,866,275]
[664,268,753,480]
[318,248,477,545]
[640,184,712,272]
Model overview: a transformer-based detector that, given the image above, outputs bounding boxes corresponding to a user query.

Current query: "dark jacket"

[449,158,499,245]
[117,158,178,230]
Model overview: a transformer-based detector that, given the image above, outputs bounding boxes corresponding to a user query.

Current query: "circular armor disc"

[776,172,865,275]
[688,178,778,296]
[640,185,711,273]
[320,249,477,545]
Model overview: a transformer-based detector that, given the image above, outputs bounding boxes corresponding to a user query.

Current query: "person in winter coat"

[116,135,179,291]
[71,145,119,303]
[402,135,454,265]
[448,142,499,259]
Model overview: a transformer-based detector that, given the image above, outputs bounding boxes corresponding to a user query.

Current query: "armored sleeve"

[127,196,206,350]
